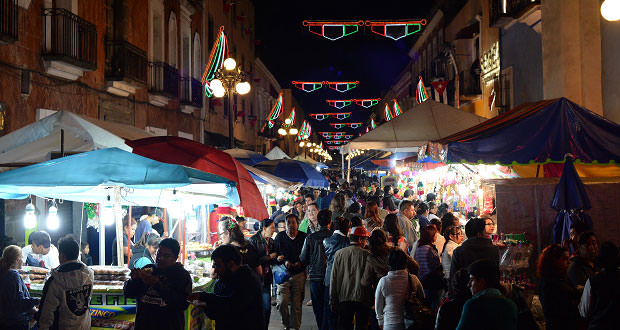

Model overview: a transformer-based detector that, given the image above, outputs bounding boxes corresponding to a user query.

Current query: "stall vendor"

[21,231,59,269]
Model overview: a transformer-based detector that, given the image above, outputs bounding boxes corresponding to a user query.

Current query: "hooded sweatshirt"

[37,260,94,330]
[123,262,192,330]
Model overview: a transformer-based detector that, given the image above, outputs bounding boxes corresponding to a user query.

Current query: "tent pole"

[114,186,124,267]
[341,152,345,180]
[347,157,351,183]
[99,203,105,265]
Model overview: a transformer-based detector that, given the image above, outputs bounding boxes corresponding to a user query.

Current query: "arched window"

[193,33,201,79]
[168,12,178,68]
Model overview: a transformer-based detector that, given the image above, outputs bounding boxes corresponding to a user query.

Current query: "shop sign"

[480,41,500,83]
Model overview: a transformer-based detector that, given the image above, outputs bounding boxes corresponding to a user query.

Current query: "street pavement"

[268,282,318,330]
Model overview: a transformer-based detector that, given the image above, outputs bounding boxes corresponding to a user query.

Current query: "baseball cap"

[349,226,370,237]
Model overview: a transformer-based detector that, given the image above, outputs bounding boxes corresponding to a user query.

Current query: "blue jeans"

[323,285,336,330]
[262,285,272,330]
[310,280,325,330]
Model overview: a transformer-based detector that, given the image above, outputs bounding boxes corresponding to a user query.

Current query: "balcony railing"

[180,77,203,108]
[105,40,147,85]
[490,0,541,27]
[41,8,97,69]
[149,62,179,99]
[0,0,18,43]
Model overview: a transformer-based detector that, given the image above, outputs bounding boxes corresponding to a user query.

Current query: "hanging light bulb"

[47,203,59,230]
[24,201,36,229]
[100,194,115,226]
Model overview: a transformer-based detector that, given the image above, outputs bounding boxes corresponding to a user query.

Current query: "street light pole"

[227,90,235,148]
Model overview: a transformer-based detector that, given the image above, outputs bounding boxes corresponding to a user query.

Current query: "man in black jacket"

[189,245,265,330]
[123,238,191,330]
[248,218,277,329]
[322,216,351,330]
[449,218,499,287]
[300,209,332,330]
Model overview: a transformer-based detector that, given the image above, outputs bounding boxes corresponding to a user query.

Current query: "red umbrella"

[126,136,269,219]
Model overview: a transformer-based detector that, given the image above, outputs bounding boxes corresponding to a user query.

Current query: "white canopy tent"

[265,146,290,160]
[344,100,486,153]
[0,110,151,166]
[293,155,328,169]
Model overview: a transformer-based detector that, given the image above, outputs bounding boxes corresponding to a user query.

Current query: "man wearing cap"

[330,226,372,330]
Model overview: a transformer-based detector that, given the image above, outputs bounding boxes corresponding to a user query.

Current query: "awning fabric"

[345,100,485,152]
[439,98,620,166]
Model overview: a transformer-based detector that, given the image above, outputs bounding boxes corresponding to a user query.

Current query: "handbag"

[404,273,434,330]
[273,264,291,285]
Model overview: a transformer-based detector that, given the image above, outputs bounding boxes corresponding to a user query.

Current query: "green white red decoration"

[286,107,296,125]
[266,93,284,128]
[292,81,324,92]
[384,103,394,121]
[393,99,403,116]
[201,26,228,98]
[353,98,381,108]
[310,112,352,120]
[327,81,359,93]
[365,19,427,41]
[416,76,428,104]
[303,20,364,41]
[297,120,312,140]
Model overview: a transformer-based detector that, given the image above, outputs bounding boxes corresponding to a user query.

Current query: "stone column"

[542,0,603,114]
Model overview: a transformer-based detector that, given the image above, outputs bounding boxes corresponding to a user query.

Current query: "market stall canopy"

[344,100,485,152]
[242,164,303,191]
[293,155,328,169]
[223,148,269,166]
[0,148,239,206]
[438,98,620,166]
[265,146,290,160]
[0,110,151,166]
[254,159,329,188]
[126,136,269,220]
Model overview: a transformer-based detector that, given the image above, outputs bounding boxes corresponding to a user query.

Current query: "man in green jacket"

[456,259,517,330]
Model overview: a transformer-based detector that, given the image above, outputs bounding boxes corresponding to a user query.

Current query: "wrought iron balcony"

[490,0,541,27]
[41,8,97,70]
[0,0,18,44]
[105,40,147,85]
[180,77,203,108]
[148,62,179,99]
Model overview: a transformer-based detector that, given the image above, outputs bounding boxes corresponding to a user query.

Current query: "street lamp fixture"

[299,141,305,147]
[211,58,251,148]
[601,0,620,21]
[278,128,287,136]
[288,128,298,135]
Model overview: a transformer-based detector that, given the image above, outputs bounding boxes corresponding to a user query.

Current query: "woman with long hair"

[0,245,40,330]
[440,225,464,283]
[219,217,262,276]
[329,193,346,220]
[382,214,408,252]
[537,244,580,330]
[364,201,383,231]
[415,225,444,311]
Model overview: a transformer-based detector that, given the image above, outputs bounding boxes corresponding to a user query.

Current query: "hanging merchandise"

[292,81,325,92]
[365,19,427,40]
[285,107,296,125]
[353,98,381,108]
[309,112,352,121]
[384,103,394,121]
[303,20,364,41]
[201,26,228,97]
[326,81,359,93]
[416,76,429,104]
[393,99,403,116]
[326,99,352,109]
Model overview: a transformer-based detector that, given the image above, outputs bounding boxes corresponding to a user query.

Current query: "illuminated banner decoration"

[370,118,376,129]
[393,99,403,116]
[303,20,364,41]
[326,81,359,93]
[320,132,346,138]
[201,26,228,97]
[286,107,296,125]
[416,76,429,104]
[309,112,352,121]
[353,98,381,108]
[364,19,427,41]
[266,93,284,128]
[326,140,346,145]
[384,103,394,121]
[326,100,352,109]
[292,81,324,92]
[328,146,341,150]
[297,120,312,140]
[330,122,362,129]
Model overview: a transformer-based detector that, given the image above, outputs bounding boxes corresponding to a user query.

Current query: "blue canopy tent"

[223,148,269,166]
[438,98,620,165]
[254,159,329,188]
[0,148,239,265]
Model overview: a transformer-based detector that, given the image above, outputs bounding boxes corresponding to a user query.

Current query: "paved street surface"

[268,282,318,330]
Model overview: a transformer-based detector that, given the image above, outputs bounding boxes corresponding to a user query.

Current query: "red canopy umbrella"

[126,136,269,220]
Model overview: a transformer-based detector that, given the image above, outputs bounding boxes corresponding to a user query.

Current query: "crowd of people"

[0,173,619,330]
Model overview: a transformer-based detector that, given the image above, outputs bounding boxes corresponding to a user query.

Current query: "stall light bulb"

[186,212,199,233]
[47,205,59,230]
[101,204,115,226]
[24,203,37,229]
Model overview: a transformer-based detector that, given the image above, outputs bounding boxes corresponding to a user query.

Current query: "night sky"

[255,1,434,151]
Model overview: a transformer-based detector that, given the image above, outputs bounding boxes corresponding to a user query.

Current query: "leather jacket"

[300,227,332,281]
[248,231,274,286]
[323,231,350,286]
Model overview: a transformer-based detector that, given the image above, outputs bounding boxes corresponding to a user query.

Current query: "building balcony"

[41,8,97,80]
[1,0,18,44]
[105,40,147,97]
[180,77,203,112]
[148,62,178,106]
[490,0,542,29]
